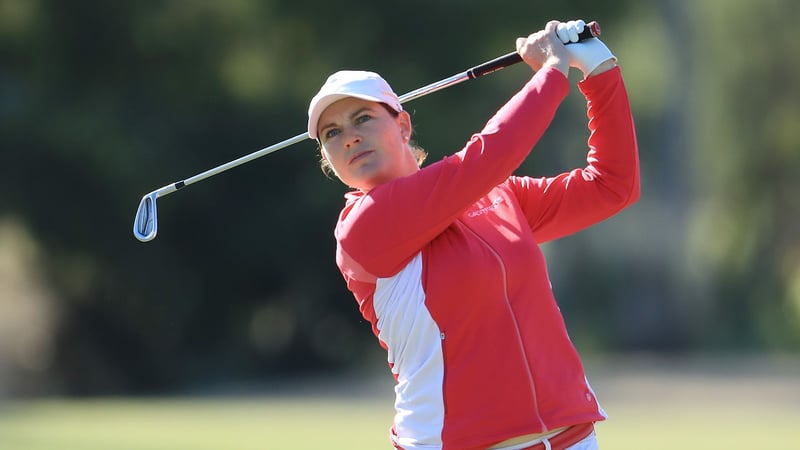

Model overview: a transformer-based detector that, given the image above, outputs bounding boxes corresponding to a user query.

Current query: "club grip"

[467,21,601,79]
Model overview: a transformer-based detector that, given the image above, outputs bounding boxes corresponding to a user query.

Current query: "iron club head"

[133,192,158,242]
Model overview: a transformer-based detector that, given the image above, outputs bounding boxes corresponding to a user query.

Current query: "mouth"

[348,150,374,165]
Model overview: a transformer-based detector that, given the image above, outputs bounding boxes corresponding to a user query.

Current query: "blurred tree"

[3,0,796,397]
[685,0,800,348]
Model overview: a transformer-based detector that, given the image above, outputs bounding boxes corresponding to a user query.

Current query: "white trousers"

[558,431,599,450]
[499,430,598,450]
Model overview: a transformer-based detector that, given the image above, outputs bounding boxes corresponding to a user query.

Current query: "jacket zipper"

[457,219,546,429]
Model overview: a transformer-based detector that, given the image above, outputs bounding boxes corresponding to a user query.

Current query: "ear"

[319,147,342,179]
[397,110,412,140]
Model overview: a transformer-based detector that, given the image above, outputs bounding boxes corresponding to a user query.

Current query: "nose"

[343,127,362,148]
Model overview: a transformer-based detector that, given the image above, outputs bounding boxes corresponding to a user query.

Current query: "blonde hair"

[318,103,427,177]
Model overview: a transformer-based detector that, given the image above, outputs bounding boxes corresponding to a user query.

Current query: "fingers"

[515,37,526,54]
[517,20,560,55]
[523,19,587,49]
[556,19,586,44]
[515,21,569,75]
[516,29,545,58]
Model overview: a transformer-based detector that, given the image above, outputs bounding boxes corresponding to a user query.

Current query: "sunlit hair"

[318,103,427,178]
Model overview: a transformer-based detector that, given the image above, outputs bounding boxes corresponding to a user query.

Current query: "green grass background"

[1,398,798,450]
[1,356,798,449]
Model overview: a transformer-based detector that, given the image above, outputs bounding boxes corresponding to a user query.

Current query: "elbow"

[626,177,641,206]
[600,171,640,213]
[616,169,641,210]
[589,164,640,211]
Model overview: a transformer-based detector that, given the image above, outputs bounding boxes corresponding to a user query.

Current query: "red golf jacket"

[333,65,639,450]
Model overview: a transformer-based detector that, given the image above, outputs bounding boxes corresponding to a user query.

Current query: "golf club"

[133,21,600,242]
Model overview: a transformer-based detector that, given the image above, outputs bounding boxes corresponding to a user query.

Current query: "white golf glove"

[556,19,617,77]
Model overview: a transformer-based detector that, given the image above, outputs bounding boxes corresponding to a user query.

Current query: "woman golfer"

[307,19,639,450]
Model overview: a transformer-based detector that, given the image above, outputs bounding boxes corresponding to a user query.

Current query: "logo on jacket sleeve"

[467,197,504,218]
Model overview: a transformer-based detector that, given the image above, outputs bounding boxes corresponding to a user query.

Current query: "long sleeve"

[335,66,570,280]
[508,66,640,243]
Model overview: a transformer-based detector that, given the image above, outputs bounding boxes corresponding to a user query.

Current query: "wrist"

[544,57,569,77]
[586,58,616,78]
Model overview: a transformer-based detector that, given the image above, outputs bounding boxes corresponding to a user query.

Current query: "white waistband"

[491,428,565,450]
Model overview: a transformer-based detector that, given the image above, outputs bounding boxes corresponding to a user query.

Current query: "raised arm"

[337,66,570,279]
[510,65,640,243]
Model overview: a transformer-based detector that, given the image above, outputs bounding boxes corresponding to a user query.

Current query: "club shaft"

[399,22,599,103]
[155,21,601,197]
[399,72,471,104]
[158,67,483,196]
[156,52,529,196]
[398,52,527,104]
[174,132,309,193]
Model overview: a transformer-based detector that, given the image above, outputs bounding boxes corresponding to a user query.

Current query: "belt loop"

[543,438,552,450]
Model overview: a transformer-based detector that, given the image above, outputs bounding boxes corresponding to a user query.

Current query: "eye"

[323,128,341,140]
[355,114,371,124]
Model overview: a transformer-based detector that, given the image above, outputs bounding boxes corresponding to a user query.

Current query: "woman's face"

[317,97,417,191]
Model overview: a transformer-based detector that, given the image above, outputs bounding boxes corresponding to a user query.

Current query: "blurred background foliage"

[1,0,798,396]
